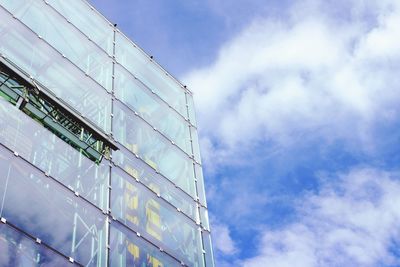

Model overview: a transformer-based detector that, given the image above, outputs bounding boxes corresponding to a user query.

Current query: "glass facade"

[0,0,214,266]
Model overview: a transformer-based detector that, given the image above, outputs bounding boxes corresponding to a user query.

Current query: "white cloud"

[211,222,238,255]
[184,0,400,169]
[183,1,400,266]
[240,168,400,267]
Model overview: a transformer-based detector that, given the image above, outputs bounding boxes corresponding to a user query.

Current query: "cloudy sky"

[91,0,400,266]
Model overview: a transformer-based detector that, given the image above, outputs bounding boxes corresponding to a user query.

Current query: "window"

[0,60,117,163]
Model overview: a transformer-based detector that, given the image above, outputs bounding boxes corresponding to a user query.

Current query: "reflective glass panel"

[199,207,210,231]
[113,143,197,221]
[195,164,207,207]
[109,222,180,267]
[190,127,202,164]
[115,32,187,117]
[0,146,107,267]
[202,232,215,267]
[0,7,111,132]
[111,168,203,266]
[0,98,109,210]
[0,0,112,92]
[186,93,197,127]
[114,64,192,155]
[46,0,114,55]
[0,223,80,267]
[113,100,196,197]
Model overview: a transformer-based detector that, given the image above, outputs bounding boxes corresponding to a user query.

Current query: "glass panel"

[109,222,180,267]
[202,231,215,267]
[190,127,202,164]
[111,168,203,266]
[0,223,80,267]
[115,33,187,117]
[0,7,111,132]
[113,101,196,197]
[0,98,109,210]
[46,0,114,55]
[199,207,210,231]
[113,143,197,221]
[114,64,192,155]
[186,93,197,127]
[0,0,112,92]
[195,164,207,207]
[0,146,107,267]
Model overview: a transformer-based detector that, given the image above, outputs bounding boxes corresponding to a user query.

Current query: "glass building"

[0,0,214,266]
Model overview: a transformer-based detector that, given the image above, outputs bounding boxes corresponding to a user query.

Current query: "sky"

[90,0,400,266]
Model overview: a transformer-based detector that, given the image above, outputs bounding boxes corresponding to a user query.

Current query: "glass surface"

[0,0,113,92]
[0,98,109,210]
[113,100,196,197]
[110,168,203,266]
[186,93,197,127]
[194,164,207,207]
[46,0,114,55]
[113,143,197,221]
[0,223,80,267]
[109,222,180,267]
[0,7,111,132]
[0,146,107,267]
[202,232,215,267]
[115,32,187,117]
[114,63,192,155]
[199,207,210,231]
[190,127,202,164]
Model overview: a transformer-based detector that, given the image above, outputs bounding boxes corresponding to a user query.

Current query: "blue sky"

[91,0,400,266]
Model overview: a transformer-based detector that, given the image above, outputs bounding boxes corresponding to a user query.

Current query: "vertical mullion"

[106,23,117,267]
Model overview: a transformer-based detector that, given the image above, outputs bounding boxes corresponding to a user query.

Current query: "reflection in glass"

[202,231,215,267]
[115,33,187,117]
[111,168,203,266]
[114,143,197,221]
[199,207,210,231]
[186,93,197,127]
[109,222,180,267]
[1,0,113,92]
[0,146,107,267]
[46,0,114,55]
[114,64,192,155]
[0,223,80,267]
[113,101,196,197]
[194,164,207,207]
[0,7,112,132]
[190,127,202,164]
[0,98,109,210]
